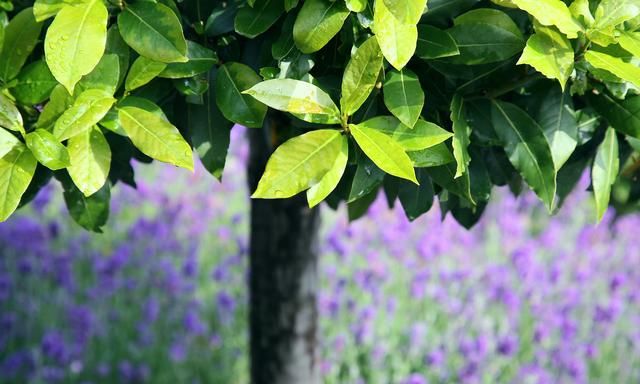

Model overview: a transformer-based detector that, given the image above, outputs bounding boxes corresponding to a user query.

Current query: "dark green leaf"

[491,100,557,211]
[118,2,188,63]
[217,62,267,128]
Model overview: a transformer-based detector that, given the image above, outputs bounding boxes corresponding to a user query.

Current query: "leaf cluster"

[1,0,640,230]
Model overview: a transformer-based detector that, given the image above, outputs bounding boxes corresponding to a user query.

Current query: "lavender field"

[1,128,640,384]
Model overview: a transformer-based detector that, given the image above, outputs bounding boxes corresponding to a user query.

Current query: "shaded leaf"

[592,127,619,222]
[217,62,267,128]
[491,100,556,210]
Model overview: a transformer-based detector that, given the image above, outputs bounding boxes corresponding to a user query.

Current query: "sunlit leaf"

[253,129,345,198]
[45,0,108,93]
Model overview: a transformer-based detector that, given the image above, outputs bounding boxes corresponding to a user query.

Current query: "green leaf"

[159,41,217,79]
[448,8,525,65]
[348,152,385,202]
[416,25,459,60]
[118,2,188,63]
[350,123,418,183]
[25,129,70,170]
[0,127,20,158]
[100,96,169,136]
[67,126,111,196]
[0,8,43,82]
[285,0,300,11]
[592,127,619,222]
[44,0,108,94]
[53,89,115,141]
[382,0,427,25]
[61,175,110,232]
[618,32,640,59]
[244,79,341,124]
[293,0,350,54]
[398,169,434,221]
[205,1,240,36]
[105,26,130,90]
[491,100,556,211]
[517,25,574,89]
[253,129,345,198]
[585,50,640,89]
[594,0,640,30]
[346,0,367,13]
[11,60,58,105]
[358,116,452,151]
[118,106,194,170]
[307,134,348,207]
[125,56,167,92]
[509,0,581,38]
[0,144,37,222]
[451,93,471,178]
[35,85,72,131]
[373,0,417,70]
[188,68,233,180]
[235,0,284,38]
[532,86,578,170]
[75,54,121,96]
[341,36,383,116]
[383,68,424,128]
[588,92,640,138]
[408,143,456,168]
[425,161,474,204]
[0,93,23,132]
[34,0,70,21]
[216,62,267,128]
[569,0,594,28]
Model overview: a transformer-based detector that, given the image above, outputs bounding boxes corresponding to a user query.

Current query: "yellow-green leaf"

[44,0,108,94]
[518,25,574,89]
[25,128,70,170]
[118,106,194,170]
[307,134,348,207]
[382,0,427,25]
[341,36,384,116]
[350,123,418,183]
[0,93,23,133]
[585,50,640,89]
[53,89,115,141]
[125,56,167,91]
[618,31,640,59]
[373,0,417,70]
[0,127,20,158]
[67,126,111,196]
[357,116,452,152]
[509,0,582,38]
[244,79,341,124]
[253,129,345,198]
[0,144,37,222]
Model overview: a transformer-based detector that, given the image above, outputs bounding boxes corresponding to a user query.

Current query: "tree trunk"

[247,116,320,384]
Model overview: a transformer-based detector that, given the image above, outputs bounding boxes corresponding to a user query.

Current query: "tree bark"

[247,116,320,384]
